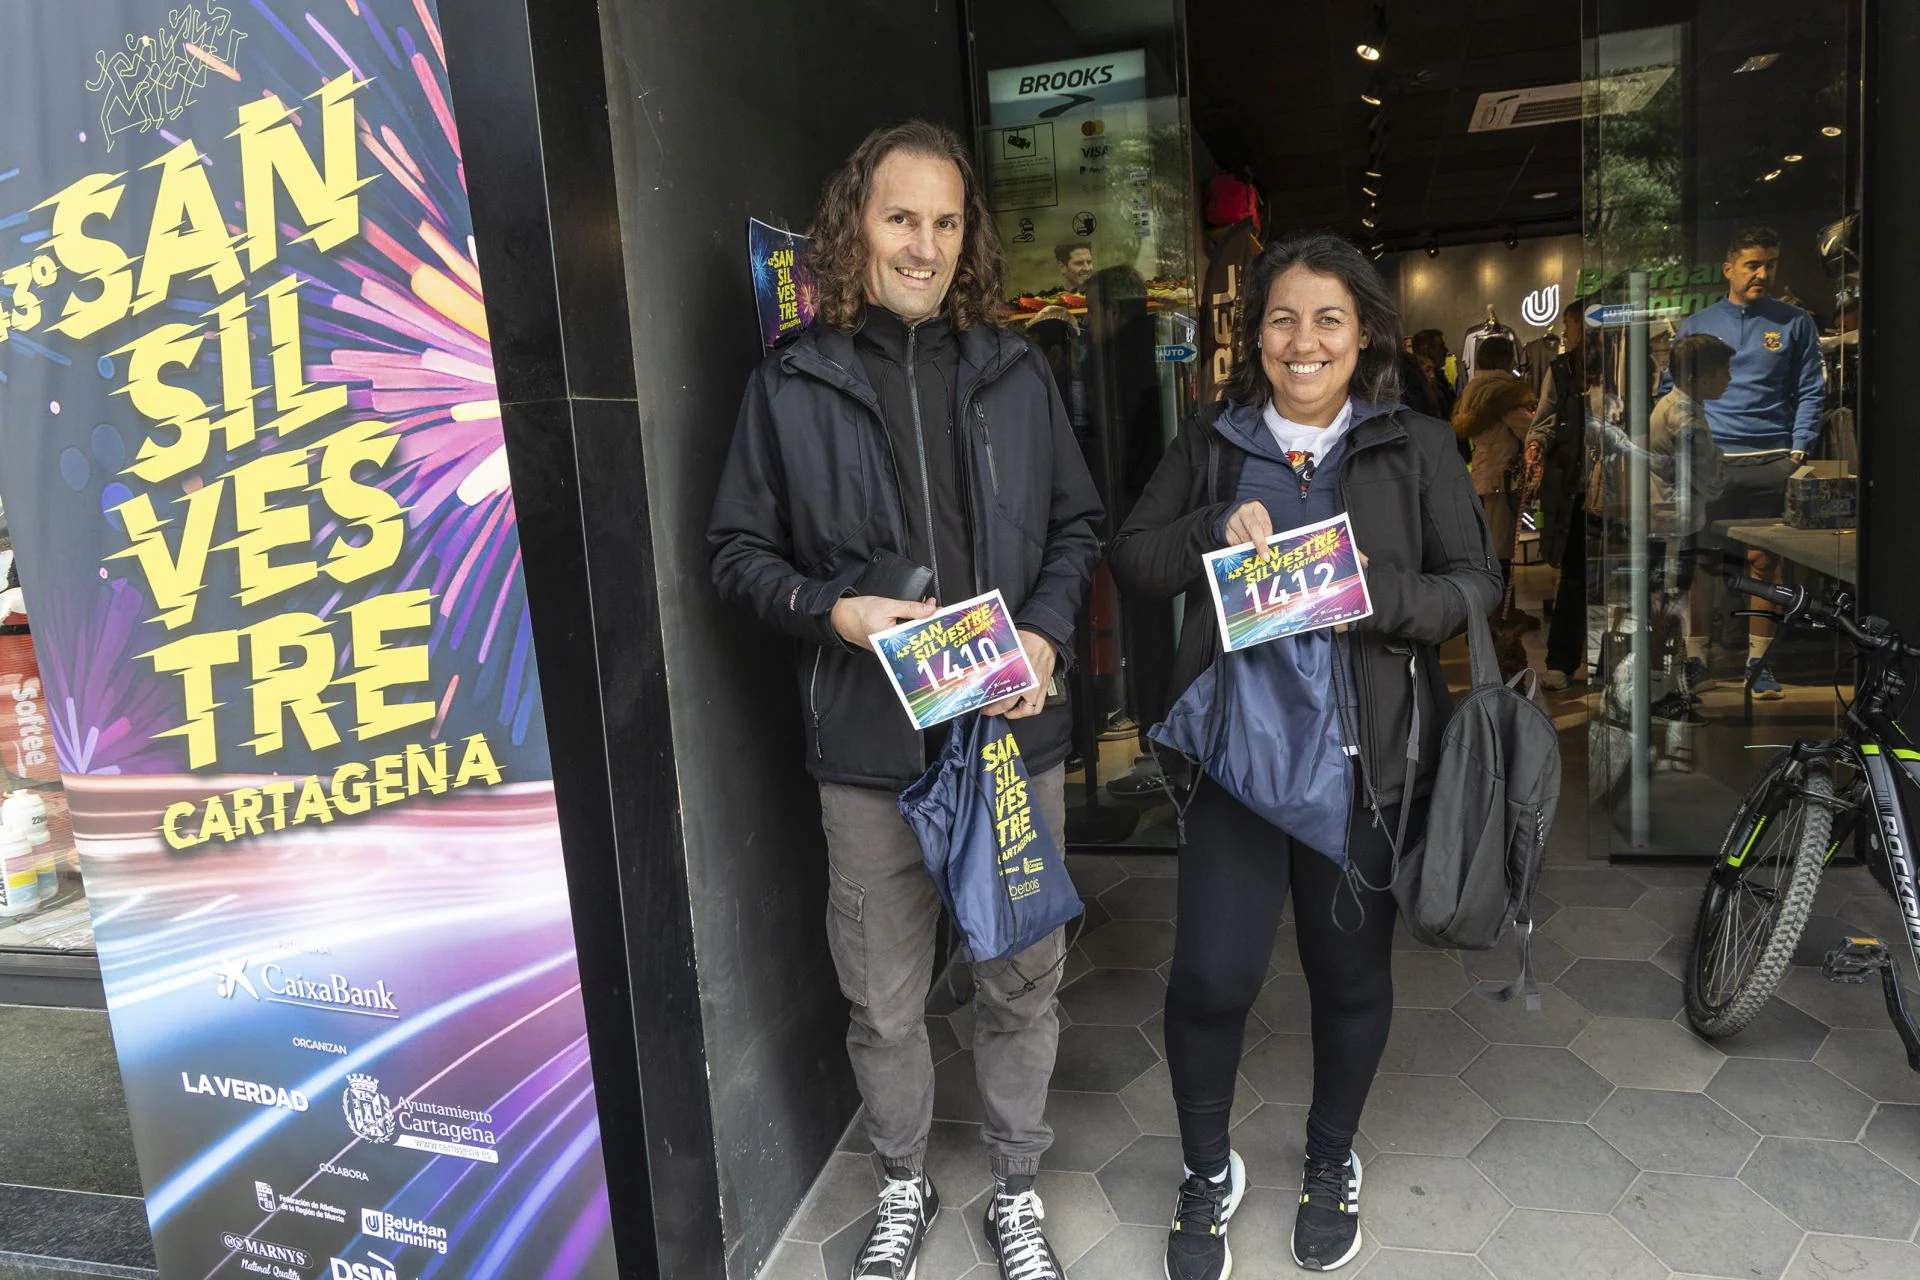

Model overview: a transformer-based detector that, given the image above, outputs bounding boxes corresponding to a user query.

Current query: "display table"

[1713,520,1858,584]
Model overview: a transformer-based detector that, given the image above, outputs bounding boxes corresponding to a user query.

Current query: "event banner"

[0,4,618,1279]
[747,217,816,351]
[1204,514,1373,651]
[871,591,1038,731]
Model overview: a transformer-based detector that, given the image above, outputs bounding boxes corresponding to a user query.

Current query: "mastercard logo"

[1081,120,1105,137]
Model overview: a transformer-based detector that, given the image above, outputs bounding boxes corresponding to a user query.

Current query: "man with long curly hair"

[708,120,1102,1280]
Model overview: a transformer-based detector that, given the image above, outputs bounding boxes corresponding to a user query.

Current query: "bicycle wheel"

[1685,753,1835,1038]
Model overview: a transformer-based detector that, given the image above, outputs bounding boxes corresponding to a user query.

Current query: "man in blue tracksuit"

[1665,226,1825,698]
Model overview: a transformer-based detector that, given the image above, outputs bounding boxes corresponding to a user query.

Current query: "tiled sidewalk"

[764,852,1920,1279]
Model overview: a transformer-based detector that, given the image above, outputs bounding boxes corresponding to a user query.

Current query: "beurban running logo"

[361,1207,449,1255]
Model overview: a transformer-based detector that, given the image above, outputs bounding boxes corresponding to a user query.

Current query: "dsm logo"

[329,1253,399,1280]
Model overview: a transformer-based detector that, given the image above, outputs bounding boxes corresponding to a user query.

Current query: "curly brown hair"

[810,120,1004,331]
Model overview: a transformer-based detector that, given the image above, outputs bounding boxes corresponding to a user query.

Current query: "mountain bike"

[1682,578,1920,1072]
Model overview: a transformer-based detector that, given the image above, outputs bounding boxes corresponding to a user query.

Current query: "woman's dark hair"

[1474,334,1517,372]
[810,120,1004,331]
[1225,233,1402,407]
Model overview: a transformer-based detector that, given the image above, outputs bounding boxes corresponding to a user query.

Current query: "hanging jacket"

[709,320,1105,789]
[1110,398,1503,809]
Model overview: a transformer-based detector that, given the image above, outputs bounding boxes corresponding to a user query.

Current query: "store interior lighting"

[1356,3,1386,61]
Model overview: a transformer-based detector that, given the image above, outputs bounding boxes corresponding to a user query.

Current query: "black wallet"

[853,549,935,603]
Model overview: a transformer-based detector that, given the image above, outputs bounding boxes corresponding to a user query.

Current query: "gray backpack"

[1359,579,1560,1010]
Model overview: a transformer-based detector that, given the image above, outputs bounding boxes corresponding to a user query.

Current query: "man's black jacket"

[708,319,1105,789]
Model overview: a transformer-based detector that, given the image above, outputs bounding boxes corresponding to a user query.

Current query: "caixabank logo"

[342,1075,498,1164]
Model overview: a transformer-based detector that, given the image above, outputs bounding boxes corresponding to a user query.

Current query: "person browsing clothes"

[1110,233,1501,1277]
[707,120,1103,1280]
[1659,226,1825,699]
[1451,333,1535,584]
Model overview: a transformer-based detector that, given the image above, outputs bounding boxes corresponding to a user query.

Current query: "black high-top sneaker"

[1292,1151,1363,1272]
[852,1170,938,1280]
[983,1175,1064,1280]
[1164,1150,1246,1280]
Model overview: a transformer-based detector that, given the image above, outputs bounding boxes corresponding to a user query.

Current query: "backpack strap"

[1447,577,1503,692]
[1458,921,1543,1011]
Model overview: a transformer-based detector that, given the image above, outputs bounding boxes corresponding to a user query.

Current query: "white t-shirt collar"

[1262,398,1354,458]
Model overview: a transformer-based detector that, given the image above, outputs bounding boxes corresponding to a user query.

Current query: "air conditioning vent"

[1468,67,1674,132]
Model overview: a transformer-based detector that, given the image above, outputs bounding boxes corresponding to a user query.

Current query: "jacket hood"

[1211,397,1403,464]
[785,317,1030,398]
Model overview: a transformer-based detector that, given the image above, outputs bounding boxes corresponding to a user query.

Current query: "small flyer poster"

[749,216,819,350]
[1205,512,1374,651]
[872,590,1040,730]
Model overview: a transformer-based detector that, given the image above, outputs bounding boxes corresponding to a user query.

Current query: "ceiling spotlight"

[1733,53,1782,73]
[1360,89,1383,106]
[1365,167,1383,179]
[1362,216,1377,229]
[1784,153,1803,163]
[1532,190,1559,200]
[1362,185,1379,198]
[1356,3,1386,61]
[1503,227,1519,250]
[1425,237,1440,259]
[1821,125,1843,137]
[1761,168,1783,182]
[1370,242,1385,252]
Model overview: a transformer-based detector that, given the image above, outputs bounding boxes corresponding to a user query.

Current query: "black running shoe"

[1165,1150,1246,1280]
[852,1173,938,1280]
[1292,1151,1362,1272]
[983,1182,1064,1280]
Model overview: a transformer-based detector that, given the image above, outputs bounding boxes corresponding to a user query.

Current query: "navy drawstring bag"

[899,713,1083,986]
[1151,630,1355,865]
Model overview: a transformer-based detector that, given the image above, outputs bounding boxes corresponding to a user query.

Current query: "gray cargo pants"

[819,765,1067,1179]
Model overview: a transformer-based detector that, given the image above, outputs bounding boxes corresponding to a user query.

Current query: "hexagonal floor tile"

[1622,863,1714,890]
[1458,933,1576,987]
[1782,1234,1920,1280]
[1589,1088,1760,1176]
[1863,1104,1920,1183]
[1241,1032,1316,1106]
[1361,1153,1510,1253]
[1057,968,1166,1028]
[1271,921,1304,974]
[1478,1207,1664,1280]
[786,1150,878,1243]
[1649,933,1688,982]
[1030,1170,1119,1266]
[1453,983,1593,1048]
[1539,907,1668,960]
[1793,913,1879,968]
[758,1238,826,1280]
[1117,1061,1257,1139]
[1049,1024,1158,1094]
[1253,971,1311,1035]
[1705,1057,1875,1140]
[1468,1118,1636,1212]
[1232,1183,1382,1277]
[1360,1075,1498,1157]
[1228,1101,1312,1191]
[1098,874,1178,921]
[1094,1133,1183,1226]
[1040,1090,1140,1174]
[1079,918,1177,970]
[1356,1249,1494,1280]
[1614,1171,1803,1279]
[1740,1136,1920,1239]
[1394,950,1474,1009]
[1553,958,1683,1020]
[1715,994,1831,1061]
[824,1195,978,1280]
[922,1119,996,1209]
[1461,1045,1613,1122]
[1540,866,1648,909]
[1815,1027,1920,1104]
[1066,854,1129,898]
[1377,1008,1487,1077]
[1779,963,1897,1030]
[1059,1222,1163,1276]
[1630,885,1704,938]
[1571,1017,1724,1091]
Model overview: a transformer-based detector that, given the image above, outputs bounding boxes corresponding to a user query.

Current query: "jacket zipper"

[808,647,824,758]
[976,404,1000,494]
[905,326,944,598]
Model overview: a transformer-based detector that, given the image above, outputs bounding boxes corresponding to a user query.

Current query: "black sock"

[997,1173,1034,1196]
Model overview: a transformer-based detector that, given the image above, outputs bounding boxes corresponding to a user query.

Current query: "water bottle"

[2,790,49,847]
[0,826,41,917]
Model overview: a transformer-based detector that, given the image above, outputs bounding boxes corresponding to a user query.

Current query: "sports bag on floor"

[1354,579,1560,1010]
[899,713,1082,978]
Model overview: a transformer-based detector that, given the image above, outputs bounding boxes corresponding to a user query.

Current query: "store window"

[1581,2,1864,856]
[0,527,90,954]
[967,0,1199,848]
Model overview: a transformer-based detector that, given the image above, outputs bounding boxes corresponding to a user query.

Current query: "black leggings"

[1164,782,1405,1176]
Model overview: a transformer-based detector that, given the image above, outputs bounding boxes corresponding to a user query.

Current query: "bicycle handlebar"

[1729,577,1920,657]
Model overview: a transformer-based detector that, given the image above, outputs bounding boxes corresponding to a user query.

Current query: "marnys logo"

[183,1072,309,1112]
[343,1074,498,1164]
[214,957,400,1019]
[220,1231,308,1280]
[329,1250,400,1280]
[254,1179,346,1225]
[362,1207,449,1256]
